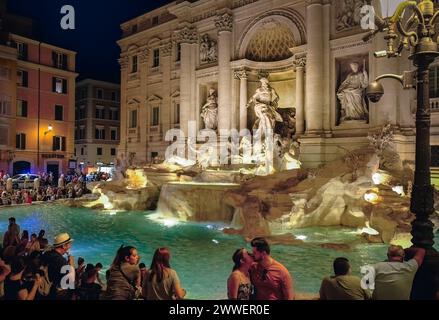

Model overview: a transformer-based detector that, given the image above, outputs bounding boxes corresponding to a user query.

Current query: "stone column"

[372,33,399,127]
[322,0,331,135]
[305,0,324,134]
[118,55,129,158]
[160,42,173,135]
[293,55,306,136]
[234,69,248,131]
[138,48,149,162]
[215,12,233,132]
[177,26,198,135]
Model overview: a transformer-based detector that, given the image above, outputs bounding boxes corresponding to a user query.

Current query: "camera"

[365,81,384,103]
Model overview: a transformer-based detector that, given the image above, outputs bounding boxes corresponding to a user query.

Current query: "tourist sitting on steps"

[3,256,42,300]
[227,248,254,300]
[249,237,295,300]
[319,257,371,300]
[372,245,425,300]
[142,247,186,300]
[42,233,75,300]
[105,245,141,300]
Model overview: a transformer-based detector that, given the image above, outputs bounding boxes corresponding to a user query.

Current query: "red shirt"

[250,259,294,300]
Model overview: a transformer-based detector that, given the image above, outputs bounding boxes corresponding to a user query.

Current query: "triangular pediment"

[127,98,141,105]
[147,94,162,102]
[171,90,180,98]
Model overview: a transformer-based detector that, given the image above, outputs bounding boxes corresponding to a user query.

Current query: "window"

[96,89,103,99]
[131,24,138,34]
[0,126,8,145]
[52,77,67,94]
[0,67,10,80]
[81,147,84,155]
[79,106,86,119]
[152,107,160,126]
[176,43,181,62]
[52,136,66,151]
[16,42,28,60]
[109,108,119,120]
[17,100,28,117]
[97,147,102,156]
[16,133,26,150]
[111,91,117,101]
[79,127,86,140]
[174,103,180,124]
[95,127,105,140]
[52,51,68,70]
[129,109,137,128]
[55,105,63,121]
[153,49,160,68]
[0,126,9,146]
[111,148,116,156]
[152,16,159,26]
[132,55,138,73]
[95,106,105,119]
[17,70,28,87]
[0,95,11,115]
[110,128,118,141]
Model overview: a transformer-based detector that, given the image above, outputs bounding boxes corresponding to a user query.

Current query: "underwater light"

[163,219,179,228]
[295,235,307,241]
[212,239,219,244]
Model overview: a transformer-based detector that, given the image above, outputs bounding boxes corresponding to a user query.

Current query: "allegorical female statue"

[337,61,369,122]
[247,77,283,135]
[201,88,218,130]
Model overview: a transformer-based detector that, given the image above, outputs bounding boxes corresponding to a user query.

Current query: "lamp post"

[364,0,439,299]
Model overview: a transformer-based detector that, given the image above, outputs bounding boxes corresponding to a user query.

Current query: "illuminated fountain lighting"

[392,185,405,197]
[147,213,180,228]
[126,169,148,190]
[372,171,391,185]
[360,222,380,236]
[283,152,302,170]
[364,190,380,204]
[99,194,114,210]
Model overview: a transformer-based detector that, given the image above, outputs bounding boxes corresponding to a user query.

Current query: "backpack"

[37,265,53,297]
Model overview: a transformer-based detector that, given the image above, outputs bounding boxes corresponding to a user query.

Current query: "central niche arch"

[238,9,306,61]
[245,21,296,62]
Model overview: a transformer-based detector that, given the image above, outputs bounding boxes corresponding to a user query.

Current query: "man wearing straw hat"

[42,233,75,300]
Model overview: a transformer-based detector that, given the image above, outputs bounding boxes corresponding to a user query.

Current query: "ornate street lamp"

[364,0,439,299]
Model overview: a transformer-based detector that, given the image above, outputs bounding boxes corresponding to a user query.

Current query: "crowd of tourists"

[0,217,438,300]
[0,172,87,207]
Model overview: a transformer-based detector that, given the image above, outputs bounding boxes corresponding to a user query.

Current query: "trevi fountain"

[2,79,439,300]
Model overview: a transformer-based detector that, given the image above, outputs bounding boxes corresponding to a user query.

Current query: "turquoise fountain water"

[1,204,438,299]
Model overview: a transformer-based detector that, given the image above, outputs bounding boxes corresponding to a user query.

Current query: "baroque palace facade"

[118,0,439,168]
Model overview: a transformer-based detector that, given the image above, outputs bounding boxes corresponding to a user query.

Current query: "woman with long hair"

[105,245,140,300]
[227,248,254,300]
[142,247,186,300]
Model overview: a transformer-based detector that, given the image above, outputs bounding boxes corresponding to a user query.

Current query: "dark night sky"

[7,0,173,83]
